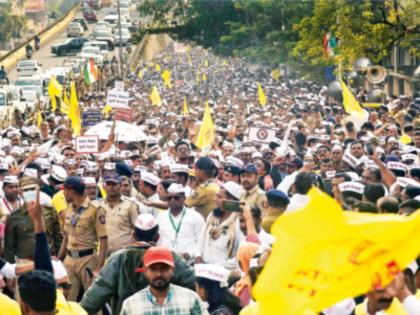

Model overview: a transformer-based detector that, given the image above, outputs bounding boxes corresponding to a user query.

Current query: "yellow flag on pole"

[37,110,42,128]
[195,102,215,149]
[253,188,420,315]
[68,82,81,136]
[202,73,207,81]
[183,97,189,116]
[339,80,368,127]
[48,76,62,111]
[155,63,161,72]
[137,68,145,79]
[271,69,281,81]
[149,86,162,106]
[204,59,209,67]
[61,87,70,115]
[257,83,266,106]
[161,69,172,88]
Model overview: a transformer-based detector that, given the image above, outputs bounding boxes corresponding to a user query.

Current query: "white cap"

[194,264,229,286]
[104,162,116,171]
[134,213,158,231]
[396,177,420,188]
[167,183,185,195]
[3,175,18,184]
[83,177,96,185]
[222,181,244,200]
[387,162,408,173]
[51,165,67,182]
[51,154,65,165]
[225,156,244,168]
[170,163,189,174]
[23,168,38,178]
[338,182,365,194]
[141,171,161,186]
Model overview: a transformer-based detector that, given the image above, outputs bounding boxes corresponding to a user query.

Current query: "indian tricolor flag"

[84,58,98,85]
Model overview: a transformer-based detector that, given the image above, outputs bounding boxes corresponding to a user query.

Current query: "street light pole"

[117,0,123,78]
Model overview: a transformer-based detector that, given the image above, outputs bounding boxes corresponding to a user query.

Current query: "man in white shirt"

[137,171,161,217]
[157,184,204,262]
[170,164,193,197]
[284,172,313,212]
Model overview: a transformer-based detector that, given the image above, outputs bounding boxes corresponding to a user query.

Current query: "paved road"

[9,4,144,81]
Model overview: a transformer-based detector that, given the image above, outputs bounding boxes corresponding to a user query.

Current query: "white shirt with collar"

[157,207,204,258]
[286,193,310,212]
[138,193,161,217]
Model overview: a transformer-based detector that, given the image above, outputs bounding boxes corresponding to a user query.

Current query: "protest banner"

[76,135,99,154]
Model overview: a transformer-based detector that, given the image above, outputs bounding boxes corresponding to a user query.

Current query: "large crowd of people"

[0,42,419,315]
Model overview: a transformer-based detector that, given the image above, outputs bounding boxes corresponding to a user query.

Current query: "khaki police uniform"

[240,185,270,217]
[62,197,107,301]
[185,180,219,219]
[98,196,139,253]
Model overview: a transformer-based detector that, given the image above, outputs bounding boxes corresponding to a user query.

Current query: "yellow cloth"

[149,86,162,106]
[155,63,161,72]
[253,188,420,315]
[257,83,266,106]
[202,73,207,81]
[48,76,62,111]
[52,190,68,215]
[0,293,21,315]
[194,102,215,149]
[56,289,87,315]
[362,103,382,108]
[161,69,171,88]
[61,87,70,115]
[68,82,81,136]
[339,80,368,125]
[355,298,406,315]
[400,134,412,145]
[37,110,42,128]
[271,69,281,81]
[183,97,189,116]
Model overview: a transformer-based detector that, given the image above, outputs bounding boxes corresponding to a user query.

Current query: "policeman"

[98,174,139,254]
[58,176,108,301]
[185,157,219,219]
[239,164,270,216]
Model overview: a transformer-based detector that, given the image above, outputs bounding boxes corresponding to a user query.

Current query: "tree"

[292,0,420,81]
[0,4,27,45]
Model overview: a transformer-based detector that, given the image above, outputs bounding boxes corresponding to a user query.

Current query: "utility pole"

[117,0,123,78]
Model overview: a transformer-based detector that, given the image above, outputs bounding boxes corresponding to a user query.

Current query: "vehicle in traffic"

[80,46,104,65]
[16,60,42,76]
[83,9,98,22]
[104,9,118,24]
[67,22,84,37]
[120,8,130,22]
[83,40,110,56]
[72,18,88,31]
[13,76,45,97]
[62,57,84,80]
[95,21,113,32]
[91,30,115,50]
[43,67,70,87]
[0,87,14,124]
[51,37,90,56]
[114,28,131,46]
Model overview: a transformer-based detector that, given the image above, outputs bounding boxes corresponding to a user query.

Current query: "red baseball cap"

[143,246,174,268]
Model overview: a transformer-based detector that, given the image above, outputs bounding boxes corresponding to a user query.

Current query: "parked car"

[114,28,131,46]
[72,18,88,31]
[16,60,42,76]
[51,37,90,56]
[67,22,84,37]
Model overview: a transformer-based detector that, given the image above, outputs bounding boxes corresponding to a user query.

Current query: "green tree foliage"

[292,0,420,80]
[0,4,27,44]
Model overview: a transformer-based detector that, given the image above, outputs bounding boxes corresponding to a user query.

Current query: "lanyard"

[3,198,22,214]
[168,208,186,240]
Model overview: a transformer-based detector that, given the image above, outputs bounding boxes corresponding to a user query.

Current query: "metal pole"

[117,0,123,78]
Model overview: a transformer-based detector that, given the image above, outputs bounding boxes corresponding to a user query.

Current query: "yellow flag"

[339,80,368,125]
[204,59,209,67]
[195,102,215,149]
[155,63,161,72]
[37,110,42,128]
[271,69,281,81]
[61,87,70,115]
[183,97,189,116]
[399,134,412,145]
[103,105,113,118]
[161,69,172,88]
[222,59,228,66]
[137,68,145,79]
[202,73,207,81]
[149,86,162,106]
[68,82,81,136]
[253,188,420,315]
[257,83,266,106]
[48,76,62,111]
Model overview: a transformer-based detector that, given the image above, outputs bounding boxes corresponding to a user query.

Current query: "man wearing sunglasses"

[156,184,204,262]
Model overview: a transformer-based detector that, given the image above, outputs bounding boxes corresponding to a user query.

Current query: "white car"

[67,22,84,37]
[104,10,119,24]
[16,60,42,76]
[114,28,131,46]
[80,46,104,65]
[95,21,113,33]
[83,40,110,56]
[120,8,130,22]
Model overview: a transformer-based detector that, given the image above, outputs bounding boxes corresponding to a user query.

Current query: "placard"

[114,80,125,90]
[82,110,102,127]
[106,89,129,108]
[248,127,276,143]
[114,107,133,123]
[76,136,99,154]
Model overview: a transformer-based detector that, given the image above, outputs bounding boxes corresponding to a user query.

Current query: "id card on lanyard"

[169,208,186,249]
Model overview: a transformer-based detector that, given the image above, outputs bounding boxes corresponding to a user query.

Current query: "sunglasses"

[167,195,182,201]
